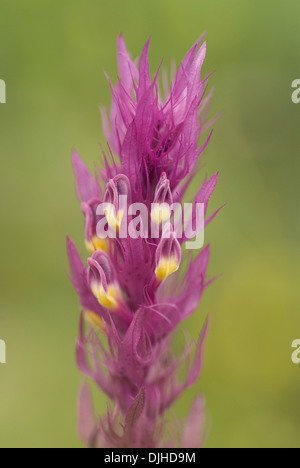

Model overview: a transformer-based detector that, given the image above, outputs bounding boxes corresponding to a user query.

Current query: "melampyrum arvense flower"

[67,35,221,448]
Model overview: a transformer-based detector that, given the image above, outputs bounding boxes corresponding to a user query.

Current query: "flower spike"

[68,36,221,449]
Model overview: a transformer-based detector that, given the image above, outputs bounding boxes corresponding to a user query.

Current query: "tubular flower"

[68,35,220,448]
[103,174,131,231]
[155,225,181,282]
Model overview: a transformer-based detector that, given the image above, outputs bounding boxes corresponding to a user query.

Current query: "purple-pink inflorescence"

[67,35,220,448]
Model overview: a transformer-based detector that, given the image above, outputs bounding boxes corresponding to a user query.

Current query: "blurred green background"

[1,0,300,448]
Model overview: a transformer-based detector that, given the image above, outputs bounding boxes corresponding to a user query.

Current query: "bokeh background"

[1,0,300,448]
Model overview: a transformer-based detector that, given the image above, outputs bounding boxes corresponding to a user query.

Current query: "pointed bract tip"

[117,34,127,51]
[66,235,75,252]
[141,38,151,58]
[77,383,96,447]
[71,150,82,167]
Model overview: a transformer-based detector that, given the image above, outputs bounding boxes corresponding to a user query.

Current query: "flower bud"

[151,173,173,225]
[155,225,181,281]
